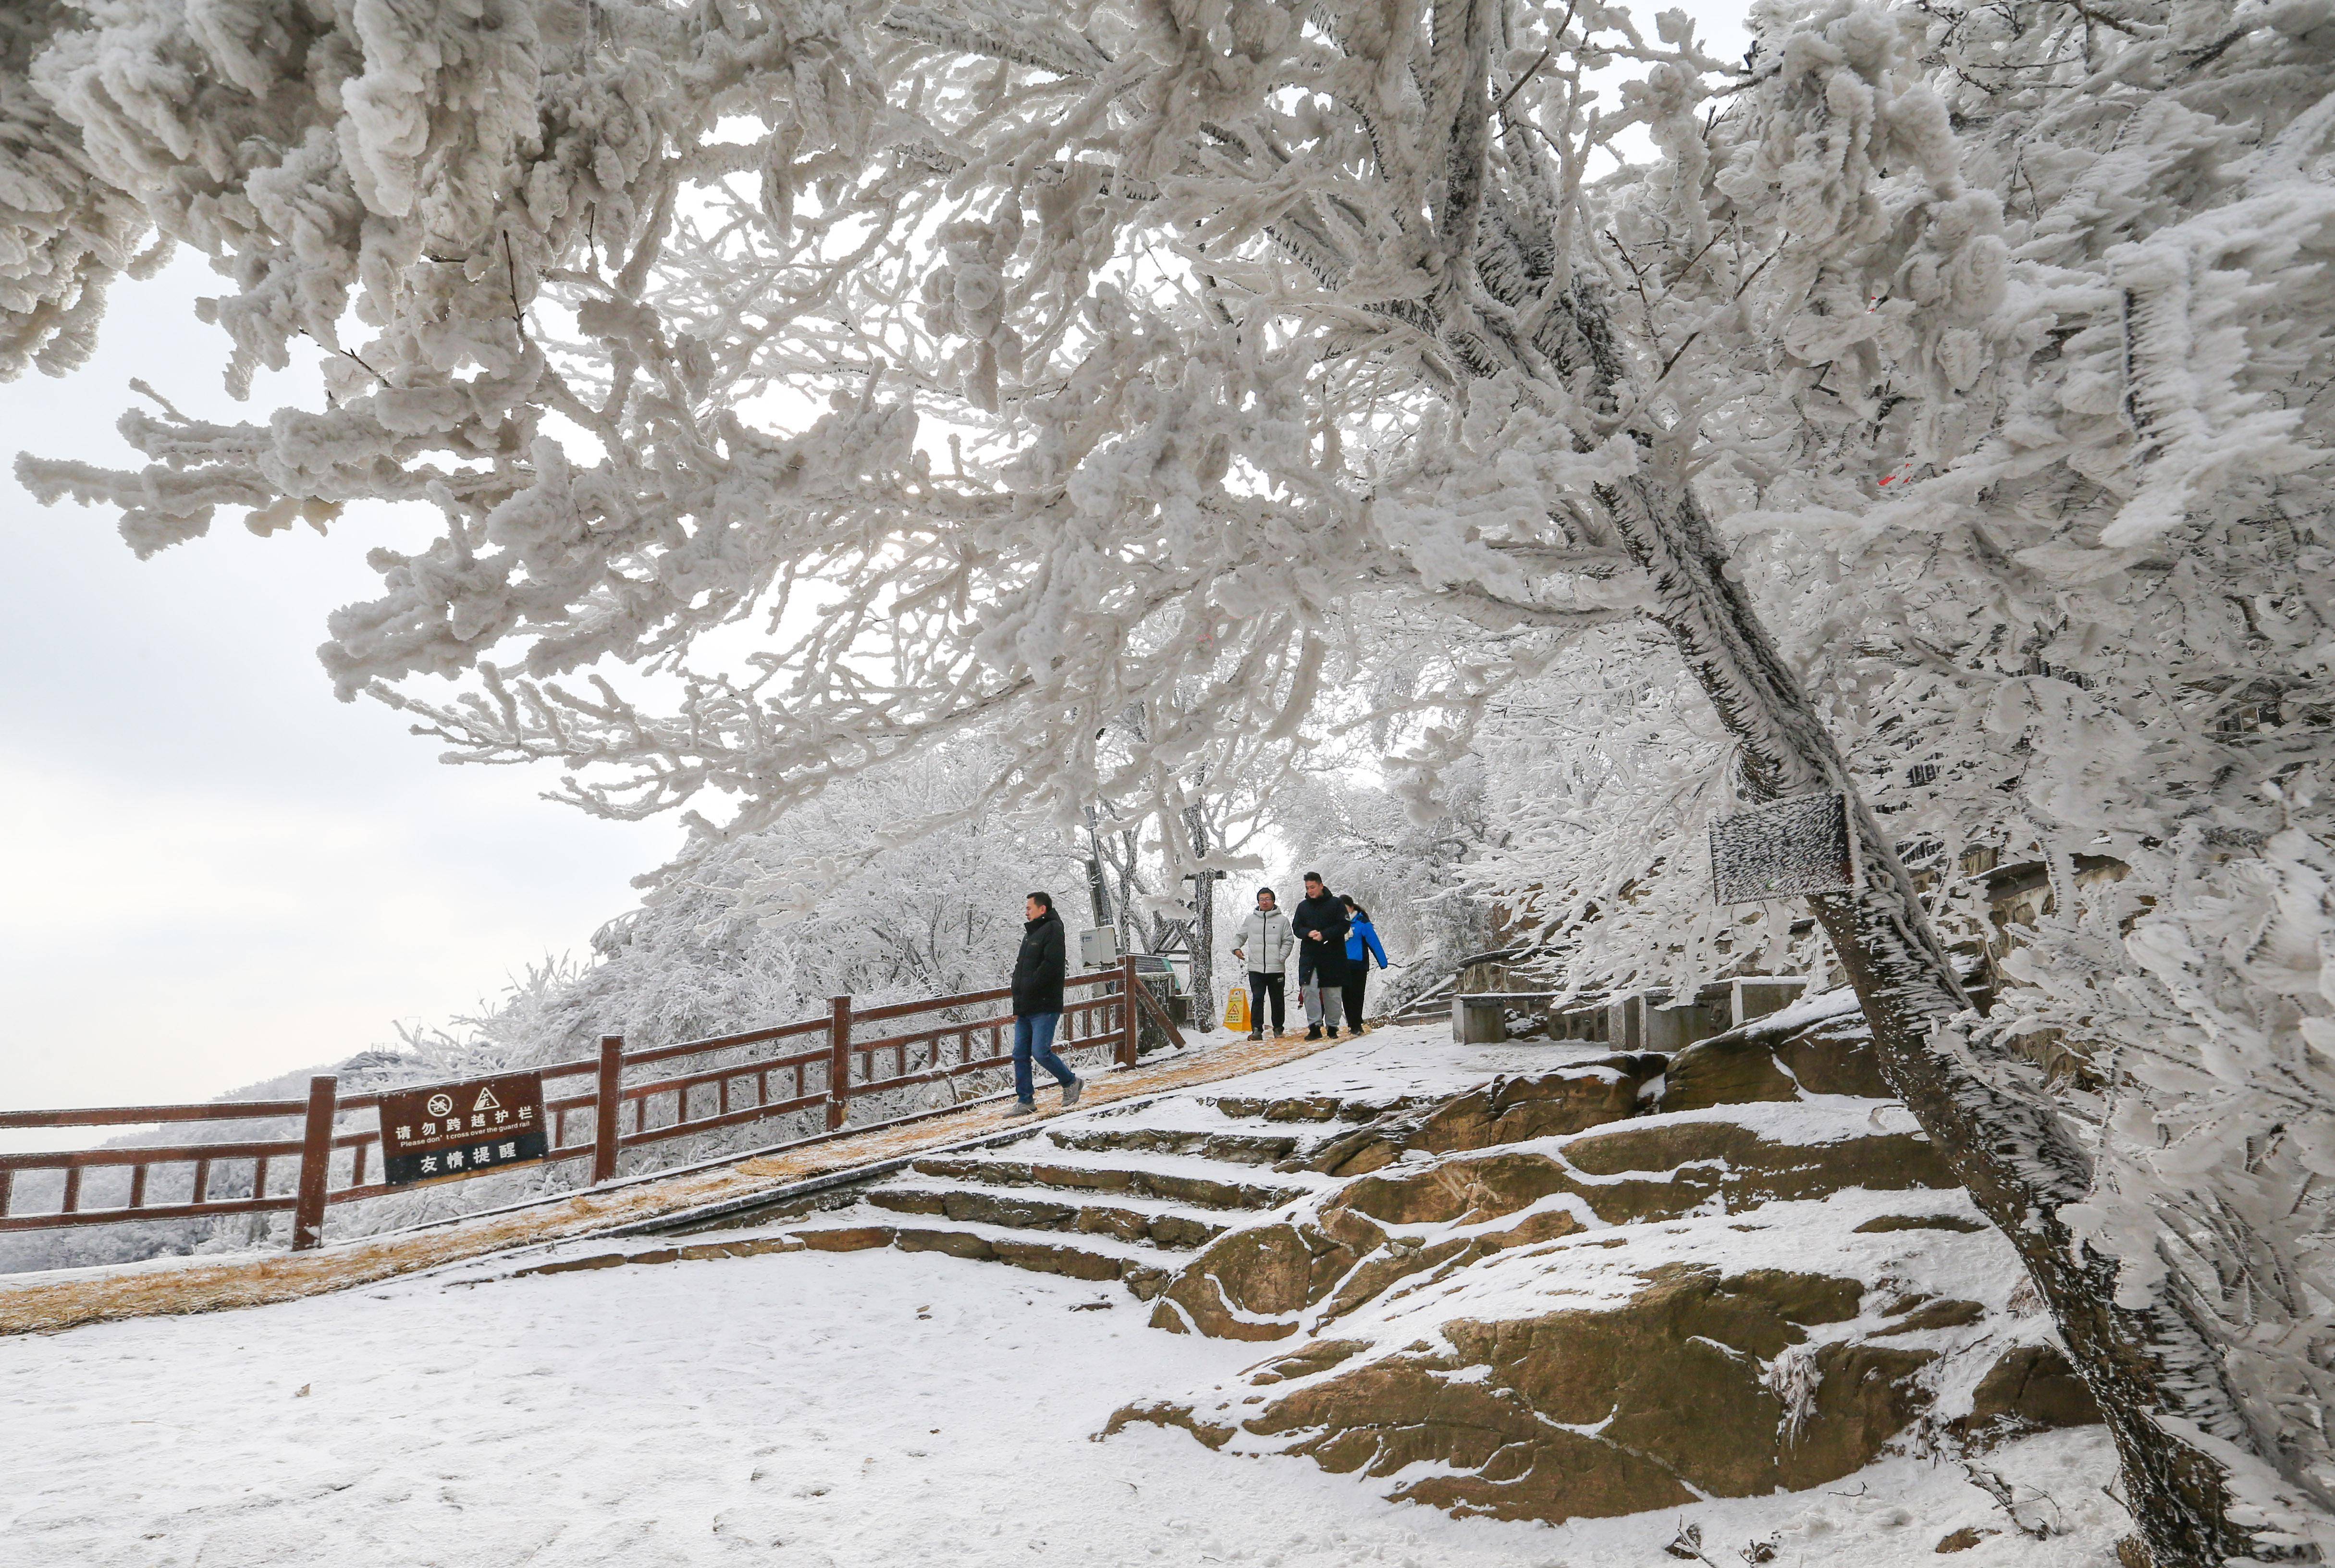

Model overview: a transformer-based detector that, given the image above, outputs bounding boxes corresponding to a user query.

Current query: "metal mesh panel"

[1709,792,1857,905]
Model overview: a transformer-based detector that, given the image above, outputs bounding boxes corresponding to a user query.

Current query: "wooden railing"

[0,957,1177,1253]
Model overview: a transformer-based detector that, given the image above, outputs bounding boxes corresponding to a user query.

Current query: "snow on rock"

[1114,1015,2112,1534]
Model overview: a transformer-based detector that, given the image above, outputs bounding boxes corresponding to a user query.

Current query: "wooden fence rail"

[0,957,1168,1252]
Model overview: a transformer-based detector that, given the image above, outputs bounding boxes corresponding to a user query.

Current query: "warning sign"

[378,1071,549,1187]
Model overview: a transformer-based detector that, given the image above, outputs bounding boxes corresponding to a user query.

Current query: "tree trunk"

[1591,454,2290,1566]
[1107,827,1143,960]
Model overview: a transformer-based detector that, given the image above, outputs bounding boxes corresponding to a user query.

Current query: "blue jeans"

[1013,1013,1074,1103]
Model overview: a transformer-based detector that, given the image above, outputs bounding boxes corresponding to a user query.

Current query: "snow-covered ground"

[4,1229,2124,1567]
[1170,1021,1616,1101]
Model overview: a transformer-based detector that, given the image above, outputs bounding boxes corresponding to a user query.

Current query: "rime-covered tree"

[6,0,2333,1554]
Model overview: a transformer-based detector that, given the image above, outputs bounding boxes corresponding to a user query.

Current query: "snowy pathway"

[7,1245,1555,1568]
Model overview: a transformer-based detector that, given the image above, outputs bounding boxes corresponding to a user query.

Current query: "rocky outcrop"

[1343,1114,1953,1225]
[1113,1004,2102,1529]
[1964,1342,2103,1437]
[1656,1011,1892,1112]
[1121,1263,1938,1523]
[1151,1107,1956,1339]
[1296,1056,1663,1177]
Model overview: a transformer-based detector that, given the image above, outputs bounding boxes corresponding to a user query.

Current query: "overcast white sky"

[0,253,677,1128]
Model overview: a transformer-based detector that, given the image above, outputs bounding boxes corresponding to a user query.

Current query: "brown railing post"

[6,975,1168,1245]
[826,996,853,1130]
[1118,955,1140,1068]
[290,1075,337,1252]
[593,1036,624,1184]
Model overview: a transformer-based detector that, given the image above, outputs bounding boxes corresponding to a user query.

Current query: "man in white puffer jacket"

[1231,887,1296,1040]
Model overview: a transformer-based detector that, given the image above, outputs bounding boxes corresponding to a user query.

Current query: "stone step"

[782,1213,1180,1298]
[1201,1091,1432,1124]
[864,1182,1233,1249]
[1046,1124,1305,1165]
[908,1153,1308,1212]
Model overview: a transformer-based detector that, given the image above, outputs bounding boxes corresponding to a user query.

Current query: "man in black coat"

[1290,871,1351,1040]
[1008,892,1081,1115]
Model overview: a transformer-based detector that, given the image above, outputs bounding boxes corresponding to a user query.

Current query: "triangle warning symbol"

[473,1086,503,1113]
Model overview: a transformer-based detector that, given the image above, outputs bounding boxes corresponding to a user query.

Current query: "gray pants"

[1300,976,1346,1029]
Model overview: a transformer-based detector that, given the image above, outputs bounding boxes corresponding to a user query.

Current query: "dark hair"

[1302,870,1325,884]
[1025,891,1053,912]
[1342,896,1370,921]
[1256,887,1277,902]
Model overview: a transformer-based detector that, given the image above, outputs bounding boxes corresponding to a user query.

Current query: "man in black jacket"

[1290,871,1351,1041]
[1008,892,1082,1116]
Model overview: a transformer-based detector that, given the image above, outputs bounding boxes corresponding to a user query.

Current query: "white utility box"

[1080,926,1121,970]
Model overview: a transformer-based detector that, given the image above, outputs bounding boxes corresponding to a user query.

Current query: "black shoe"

[1305,1025,1323,1041]
[1247,1030,1263,1042]
[1327,1026,1341,1039]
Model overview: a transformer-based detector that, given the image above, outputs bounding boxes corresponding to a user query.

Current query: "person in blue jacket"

[1340,896,1389,1033]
